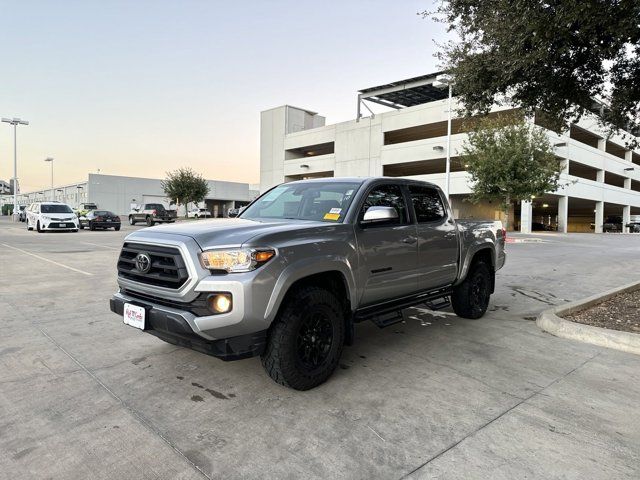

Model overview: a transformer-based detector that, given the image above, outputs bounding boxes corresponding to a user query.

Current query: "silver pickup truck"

[110,177,506,390]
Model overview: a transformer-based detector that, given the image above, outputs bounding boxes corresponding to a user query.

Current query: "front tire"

[115,226,121,231]
[89,222,95,231]
[261,286,344,390]
[129,216,136,226]
[451,261,492,319]
[37,221,43,233]
[146,216,154,226]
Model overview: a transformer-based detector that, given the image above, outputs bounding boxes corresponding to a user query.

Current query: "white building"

[13,173,259,217]
[260,73,640,233]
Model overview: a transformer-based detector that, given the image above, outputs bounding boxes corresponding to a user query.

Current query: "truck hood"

[126,218,333,249]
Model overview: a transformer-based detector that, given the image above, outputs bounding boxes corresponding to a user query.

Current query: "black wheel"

[27,219,31,231]
[37,221,43,233]
[261,286,344,390]
[452,261,492,319]
[89,222,95,231]
[146,216,154,226]
[129,216,136,226]
[115,226,121,231]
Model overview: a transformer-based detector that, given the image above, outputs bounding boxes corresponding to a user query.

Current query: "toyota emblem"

[135,252,152,273]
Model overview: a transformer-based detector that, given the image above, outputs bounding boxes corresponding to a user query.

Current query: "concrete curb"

[537,280,640,355]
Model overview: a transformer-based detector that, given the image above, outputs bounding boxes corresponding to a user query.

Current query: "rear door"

[408,185,459,291]
[355,183,419,306]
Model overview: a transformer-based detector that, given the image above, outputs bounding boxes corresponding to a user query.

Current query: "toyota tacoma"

[110,178,506,390]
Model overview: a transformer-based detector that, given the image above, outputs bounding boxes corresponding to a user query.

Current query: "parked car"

[128,203,177,226]
[626,221,640,233]
[26,201,79,232]
[17,205,27,222]
[111,177,506,390]
[187,208,212,219]
[603,216,623,233]
[79,210,121,231]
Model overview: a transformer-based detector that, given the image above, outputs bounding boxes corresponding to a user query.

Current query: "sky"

[0,0,449,192]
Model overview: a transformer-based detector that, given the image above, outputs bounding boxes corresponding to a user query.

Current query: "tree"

[426,1,640,145]
[461,112,562,230]
[161,168,209,217]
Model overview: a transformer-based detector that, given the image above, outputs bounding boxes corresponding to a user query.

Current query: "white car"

[26,201,79,233]
[187,208,212,219]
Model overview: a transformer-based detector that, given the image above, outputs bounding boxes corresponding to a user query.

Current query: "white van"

[26,201,79,232]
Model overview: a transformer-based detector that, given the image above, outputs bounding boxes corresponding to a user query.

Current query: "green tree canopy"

[462,112,563,230]
[161,168,209,217]
[426,0,640,145]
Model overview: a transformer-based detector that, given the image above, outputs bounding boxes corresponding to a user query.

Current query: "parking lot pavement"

[1,217,639,480]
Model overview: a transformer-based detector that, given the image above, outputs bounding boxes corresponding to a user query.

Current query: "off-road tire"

[129,216,136,226]
[261,286,344,390]
[146,216,154,227]
[451,260,491,319]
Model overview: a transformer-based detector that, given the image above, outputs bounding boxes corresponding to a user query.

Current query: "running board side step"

[354,287,453,328]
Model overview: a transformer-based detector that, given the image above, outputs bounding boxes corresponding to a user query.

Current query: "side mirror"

[361,206,399,224]
[228,211,238,218]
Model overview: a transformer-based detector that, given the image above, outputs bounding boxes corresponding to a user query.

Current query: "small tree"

[462,112,562,230]
[161,168,209,218]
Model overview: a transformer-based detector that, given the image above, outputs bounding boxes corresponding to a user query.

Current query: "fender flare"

[264,256,357,322]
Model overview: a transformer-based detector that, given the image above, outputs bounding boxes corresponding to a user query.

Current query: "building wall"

[16,174,259,217]
[260,101,640,232]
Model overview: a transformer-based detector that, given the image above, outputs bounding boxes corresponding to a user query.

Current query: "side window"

[409,186,446,223]
[360,184,408,225]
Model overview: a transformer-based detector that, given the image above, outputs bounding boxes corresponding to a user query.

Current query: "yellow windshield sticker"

[323,213,340,221]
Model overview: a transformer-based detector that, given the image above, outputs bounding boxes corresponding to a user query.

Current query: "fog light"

[208,293,232,314]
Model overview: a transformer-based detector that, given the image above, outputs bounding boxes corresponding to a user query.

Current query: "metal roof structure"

[357,72,449,112]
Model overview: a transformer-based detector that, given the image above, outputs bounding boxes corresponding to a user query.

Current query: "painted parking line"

[1,243,94,276]
[81,241,120,251]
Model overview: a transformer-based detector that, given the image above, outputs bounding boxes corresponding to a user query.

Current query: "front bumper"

[42,220,78,230]
[110,293,267,360]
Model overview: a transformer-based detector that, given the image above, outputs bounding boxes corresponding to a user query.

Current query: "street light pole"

[44,157,54,198]
[1,117,29,220]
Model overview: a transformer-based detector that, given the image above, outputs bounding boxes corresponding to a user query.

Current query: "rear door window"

[408,186,446,223]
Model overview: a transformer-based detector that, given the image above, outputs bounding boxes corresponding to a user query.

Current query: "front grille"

[117,242,189,289]
[121,289,211,316]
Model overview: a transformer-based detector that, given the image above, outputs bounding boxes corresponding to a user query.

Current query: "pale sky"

[0,1,448,192]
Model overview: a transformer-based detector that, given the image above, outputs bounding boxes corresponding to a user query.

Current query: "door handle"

[402,236,417,244]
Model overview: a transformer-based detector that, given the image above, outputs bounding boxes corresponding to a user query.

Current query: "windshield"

[240,181,361,222]
[41,204,73,214]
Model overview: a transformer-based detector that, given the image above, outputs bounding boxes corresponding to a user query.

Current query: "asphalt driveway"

[1,217,639,479]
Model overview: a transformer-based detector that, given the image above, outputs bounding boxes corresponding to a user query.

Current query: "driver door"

[355,183,419,306]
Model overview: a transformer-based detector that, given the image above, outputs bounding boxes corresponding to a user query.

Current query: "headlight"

[199,248,276,273]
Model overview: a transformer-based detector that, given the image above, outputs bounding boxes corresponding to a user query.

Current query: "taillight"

[114,216,120,221]
[152,209,157,216]
[96,216,103,221]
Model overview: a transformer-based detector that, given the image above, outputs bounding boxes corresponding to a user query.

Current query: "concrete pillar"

[623,205,631,233]
[597,138,606,151]
[624,178,632,189]
[558,196,569,233]
[597,170,605,183]
[520,200,533,234]
[625,151,633,163]
[594,201,604,233]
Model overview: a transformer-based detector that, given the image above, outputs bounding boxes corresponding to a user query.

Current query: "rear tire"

[129,216,136,226]
[451,261,492,319]
[115,226,121,231]
[146,216,154,226]
[261,286,344,390]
